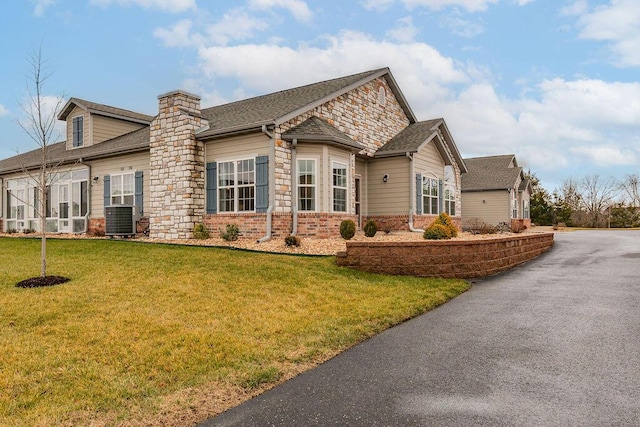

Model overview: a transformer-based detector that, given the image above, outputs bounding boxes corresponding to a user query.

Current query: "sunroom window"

[297,159,316,211]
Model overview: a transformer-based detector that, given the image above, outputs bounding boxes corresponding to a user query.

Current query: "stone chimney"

[149,90,206,239]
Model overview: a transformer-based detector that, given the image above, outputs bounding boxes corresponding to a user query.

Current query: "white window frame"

[218,158,256,213]
[444,185,456,216]
[422,175,439,215]
[512,190,518,218]
[110,172,135,206]
[297,158,317,212]
[331,160,348,213]
[523,199,530,219]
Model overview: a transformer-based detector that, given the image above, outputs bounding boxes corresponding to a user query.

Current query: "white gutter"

[407,151,424,233]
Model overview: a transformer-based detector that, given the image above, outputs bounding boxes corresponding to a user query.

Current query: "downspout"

[290,138,298,236]
[258,124,275,243]
[406,151,424,233]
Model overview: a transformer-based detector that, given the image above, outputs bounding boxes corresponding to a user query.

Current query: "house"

[0,67,467,239]
[460,154,531,229]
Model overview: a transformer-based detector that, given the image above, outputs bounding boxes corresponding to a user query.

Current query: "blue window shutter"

[135,171,143,215]
[256,155,269,213]
[103,175,110,215]
[206,162,217,214]
[415,173,422,215]
[438,179,444,214]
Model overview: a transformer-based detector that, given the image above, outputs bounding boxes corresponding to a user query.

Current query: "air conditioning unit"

[105,205,136,237]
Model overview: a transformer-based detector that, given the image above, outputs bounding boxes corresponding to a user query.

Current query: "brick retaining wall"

[336,232,554,279]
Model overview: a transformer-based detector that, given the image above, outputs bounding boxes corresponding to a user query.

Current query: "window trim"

[422,175,439,215]
[331,159,349,213]
[110,172,135,206]
[297,157,318,212]
[217,157,256,213]
[444,184,456,216]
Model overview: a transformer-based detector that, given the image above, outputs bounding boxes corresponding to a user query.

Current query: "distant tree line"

[526,171,640,228]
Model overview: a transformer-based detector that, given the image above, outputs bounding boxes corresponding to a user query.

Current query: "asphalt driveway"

[202,230,640,426]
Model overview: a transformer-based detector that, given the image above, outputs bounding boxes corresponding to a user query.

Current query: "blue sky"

[1,0,639,192]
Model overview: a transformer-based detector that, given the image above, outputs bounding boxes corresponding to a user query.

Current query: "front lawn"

[0,237,469,426]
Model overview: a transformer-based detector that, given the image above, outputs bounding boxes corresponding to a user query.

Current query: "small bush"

[423,223,452,240]
[434,212,458,237]
[463,218,497,235]
[496,222,511,233]
[193,223,210,239]
[6,228,17,234]
[339,219,356,240]
[22,228,36,234]
[363,219,377,237]
[220,224,239,241]
[284,235,301,247]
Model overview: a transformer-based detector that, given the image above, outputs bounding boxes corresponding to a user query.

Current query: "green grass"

[0,237,470,426]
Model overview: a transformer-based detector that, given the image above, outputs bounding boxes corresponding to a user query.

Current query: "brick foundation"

[203,212,360,239]
[364,215,462,233]
[336,232,554,279]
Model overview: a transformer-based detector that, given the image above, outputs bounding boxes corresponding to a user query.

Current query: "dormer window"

[72,116,83,147]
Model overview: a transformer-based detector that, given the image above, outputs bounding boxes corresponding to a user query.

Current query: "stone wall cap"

[157,90,201,101]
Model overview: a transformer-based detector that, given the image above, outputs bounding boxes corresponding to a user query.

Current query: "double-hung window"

[297,159,316,211]
[332,161,348,212]
[111,173,135,205]
[218,159,255,212]
[72,116,83,148]
[422,176,439,215]
[523,199,530,219]
[512,190,518,218]
[444,186,455,216]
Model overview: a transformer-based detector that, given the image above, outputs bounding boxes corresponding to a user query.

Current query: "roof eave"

[283,135,365,152]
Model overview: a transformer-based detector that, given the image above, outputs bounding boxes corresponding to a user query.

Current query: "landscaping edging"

[336,232,554,278]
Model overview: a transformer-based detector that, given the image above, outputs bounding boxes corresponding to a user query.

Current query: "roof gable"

[461,154,524,192]
[375,118,467,173]
[197,68,416,138]
[281,117,364,152]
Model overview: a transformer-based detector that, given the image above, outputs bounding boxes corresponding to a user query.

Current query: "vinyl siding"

[413,141,445,179]
[66,106,89,150]
[204,132,270,162]
[89,151,150,218]
[92,115,146,144]
[367,156,410,215]
[461,190,511,225]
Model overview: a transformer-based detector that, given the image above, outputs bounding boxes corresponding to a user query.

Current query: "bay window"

[297,159,316,211]
[332,161,348,212]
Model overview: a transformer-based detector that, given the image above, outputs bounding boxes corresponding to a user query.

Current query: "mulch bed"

[16,276,70,288]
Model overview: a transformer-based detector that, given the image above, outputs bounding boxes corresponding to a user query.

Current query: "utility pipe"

[290,138,298,236]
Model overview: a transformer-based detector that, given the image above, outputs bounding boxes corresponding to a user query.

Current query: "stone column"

[149,90,206,239]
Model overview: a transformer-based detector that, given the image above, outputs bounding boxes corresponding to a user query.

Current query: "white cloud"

[570,145,638,166]
[440,8,485,37]
[560,0,588,16]
[386,16,419,42]
[0,104,9,117]
[574,0,640,67]
[248,0,313,22]
[361,0,396,11]
[205,10,269,45]
[32,0,55,17]
[153,19,198,47]
[90,0,196,13]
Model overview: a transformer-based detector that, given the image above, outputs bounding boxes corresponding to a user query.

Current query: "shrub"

[220,224,239,241]
[496,222,511,233]
[22,228,36,234]
[423,223,452,240]
[363,219,377,237]
[193,223,210,239]
[434,212,458,237]
[284,235,301,247]
[339,219,356,240]
[6,228,17,234]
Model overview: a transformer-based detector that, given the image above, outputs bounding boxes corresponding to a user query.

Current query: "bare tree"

[15,47,66,278]
[620,173,640,207]
[578,174,619,228]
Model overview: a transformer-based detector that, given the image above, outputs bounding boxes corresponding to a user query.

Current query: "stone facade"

[149,91,206,239]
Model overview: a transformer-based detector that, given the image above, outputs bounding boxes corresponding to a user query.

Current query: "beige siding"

[461,190,511,225]
[92,115,146,144]
[205,132,270,162]
[66,106,89,150]
[88,151,150,218]
[367,156,410,215]
[355,157,367,217]
[413,141,445,179]
[327,147,352,213]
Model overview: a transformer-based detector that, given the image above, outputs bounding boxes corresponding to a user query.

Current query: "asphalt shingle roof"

[0,127,150,174]
[198,68,408,138]
[375,119,442,154]
[281,117,364,151]
[59,98,155,123]
[461,154,522,192]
